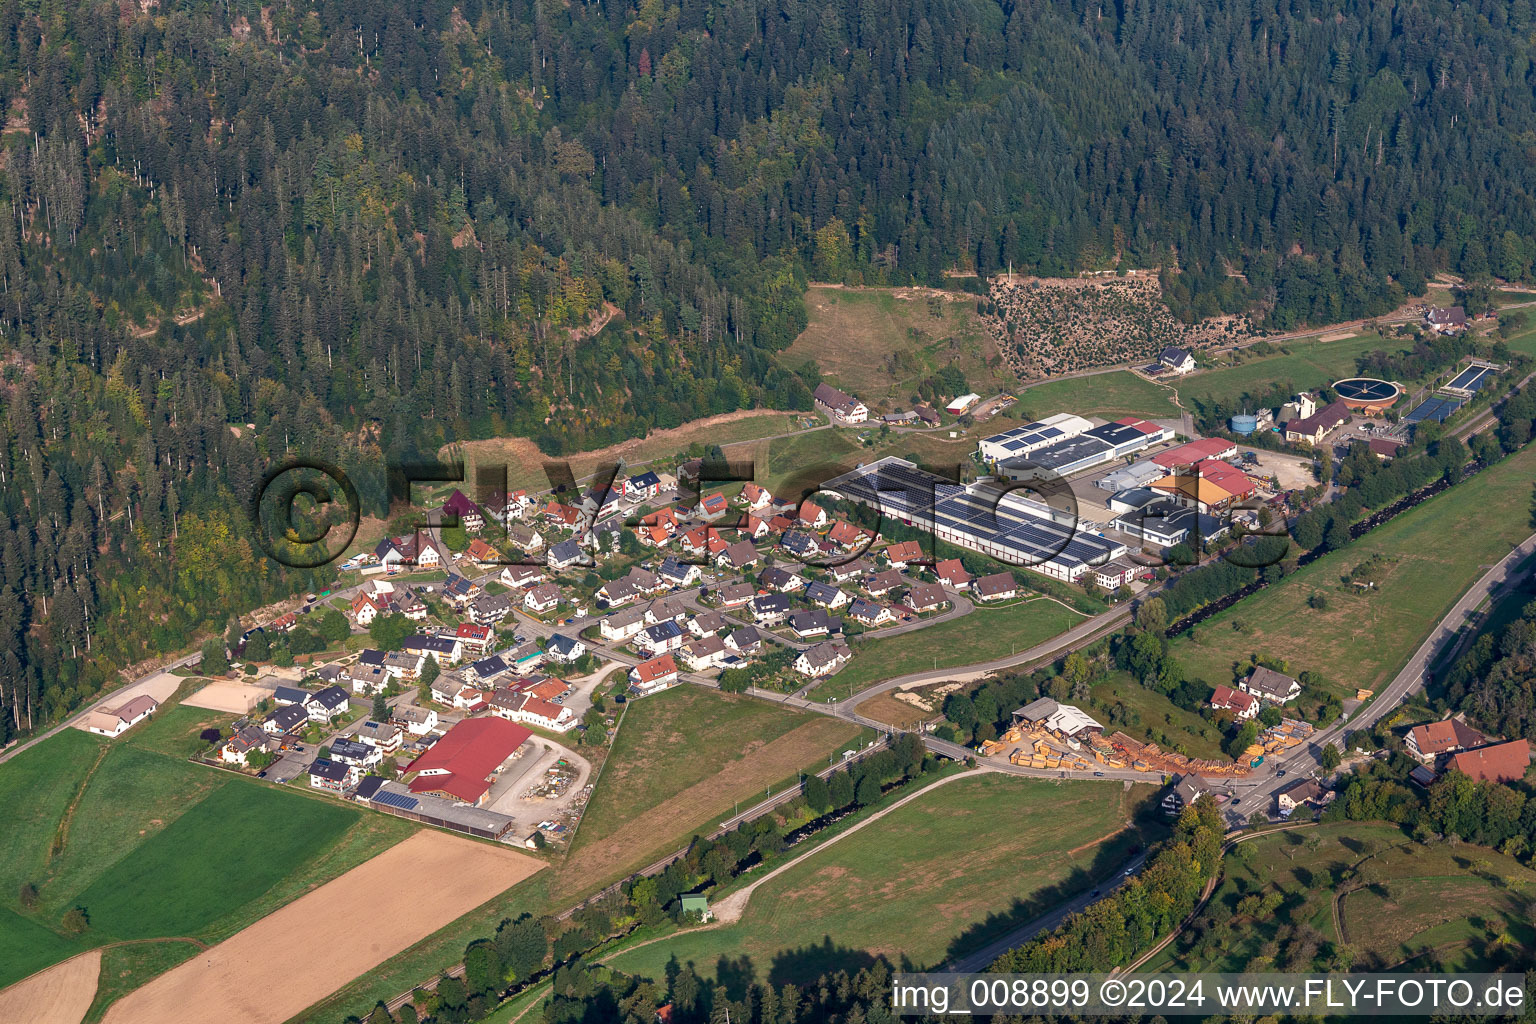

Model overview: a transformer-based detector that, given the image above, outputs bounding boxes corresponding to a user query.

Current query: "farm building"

[1405,718,1488,764]
[813,383,869,424]
[405,718,533,805]
[1451,740,1530,784]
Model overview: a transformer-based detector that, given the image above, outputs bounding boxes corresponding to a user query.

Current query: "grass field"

[559,687,865,898]
[780,287,1008,408]
[0,704,415,991]
[816,597,1086,702]
[605,774,1156,984]
[763,428,864,495]
[1089,670,1227,761]
[1171,441,1536,697]
[1176,332,1411,412]
[1146,822,1536,973]
[1017,371,1180,421]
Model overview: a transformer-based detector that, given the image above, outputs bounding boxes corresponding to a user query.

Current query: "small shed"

[678,894,713,921]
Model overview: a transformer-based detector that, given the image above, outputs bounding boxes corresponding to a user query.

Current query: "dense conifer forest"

[4,0,1536,736]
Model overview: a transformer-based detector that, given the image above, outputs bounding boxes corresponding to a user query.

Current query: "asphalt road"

[1215,530,1536,825]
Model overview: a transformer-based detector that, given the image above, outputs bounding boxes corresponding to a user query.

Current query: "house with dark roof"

[263,703,309,736]
[903,582,948,613]
[547,538,586,570]
[305,685,352,722]
[812,382,869,424]
[759,566,804,593]
[717,539,760,570]
[714,582,756,607]
[724,626,764,656]
[441,490,485,531]
[804,581,848,609]
[220,725,270,766]
[1240,666,1301,704]
[1276,778,1326,817]
[469,591,517,625]
[272,684,311,706]
[308,758,352,792]
[848,598,893,627]
[328,736,382,771]
[749,593,792,624]
[864,569,906,596]
[658,556,701,587]
[545,633,586,663]
[793,640,851,677]
[403,634,464,665]
[972,572,1018,602]
[524,582,564,614]
[636,620,686,655]
[788,608,836,638]
[1284,400,1352,445]
[1158,346,1196,374]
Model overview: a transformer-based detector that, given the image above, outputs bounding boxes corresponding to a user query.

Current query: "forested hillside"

[4,0,1536,738]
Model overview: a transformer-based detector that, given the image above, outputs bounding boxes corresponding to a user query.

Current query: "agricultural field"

[559,687,866,898]
[1145,823,1536,973]
[1016,370,1180,421]
[813,597,1086,702]
[1171,441,1536,698]
[763,428,864,496]
[605,774,1157,984]
[0,704,415,992]
[780,286,1009,409]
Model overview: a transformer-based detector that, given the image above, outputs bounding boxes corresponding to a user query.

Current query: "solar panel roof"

[1404,396,1463,423]
[373,789,420,811]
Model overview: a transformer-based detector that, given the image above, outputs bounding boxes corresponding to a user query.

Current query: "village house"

[1405,718,1488,764]
[545,633,587,664]
[864,569,907,597]
[623,470,663,502]
[794,640,852,677]
[742,514,772,540]
[759,566,804,594]
[644,595,689,624]
[308,759,352,793]
[680,635,730,670]
[1158,346,1197,375]
[903,582,948,613]
[788,608,837,639]
[847,598,894,627]
[328,736,383,773]
[630,654,680,694]
[796,501,830,529]
[546,538,586,570]
[934,558,973,588]
[524,582,563,614]
[883,540,924,568]
[1161,774,1208,817]
[305,685,352,723]
[1284,400,1352,445]
[454,622,495,655]
[689,610,730,637]
[441,490,485,532]
[403,635,464,666]
[1209,684,1259,721]
[220,726,270,766]
[469,591,517,625]
[598,576,641,607]
[85,694,159,737]
[804,581,849,609]
[466,538,501,567]
[658,556,701,587]
[749,593,792,624]
[714,582,757,608]
[500,564,545,589]
[600,604,649,642]
[483,488,530,523]
[1276,778,1326,817]
[724,626,764,657]
[813,382,869,424]
[351,593,384,626]
[636,620,687,655]
[263,703,309,736]
[1451,739,1530,784]
[394,704,439,737]
[1240,666,1302,704]
[741,483,774,510]
[717,539,760,571]
[831,557,876,583]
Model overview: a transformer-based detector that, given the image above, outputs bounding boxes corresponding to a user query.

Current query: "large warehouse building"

[1000,417,1172,480]
[823,458,1128,582]
[978,414,1095,463]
